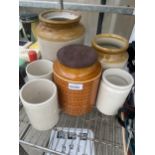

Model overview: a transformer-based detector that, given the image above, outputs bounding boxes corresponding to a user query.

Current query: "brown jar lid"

[57,44,97,68]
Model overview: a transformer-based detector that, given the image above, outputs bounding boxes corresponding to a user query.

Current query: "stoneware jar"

[26,59,53,81]
[36,10,85,61]
[92,33,129,69]
[20,79,59,130]
[53,45,102,116]
[96,68,134,115]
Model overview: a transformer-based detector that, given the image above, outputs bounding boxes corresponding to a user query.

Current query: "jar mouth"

[92,34,129,54]
[39,10,81,25]
[102,68,134,90]
[26,59,53,78]
[20,79,57,105]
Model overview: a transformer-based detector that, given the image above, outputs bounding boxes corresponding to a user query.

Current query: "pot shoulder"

[36,22,85,41]
[53,60,102,81]
[96,49,129,63]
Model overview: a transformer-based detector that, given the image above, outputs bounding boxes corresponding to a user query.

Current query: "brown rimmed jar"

[36,10,85,61]
[92,33,129,69]
[53,44,102,116]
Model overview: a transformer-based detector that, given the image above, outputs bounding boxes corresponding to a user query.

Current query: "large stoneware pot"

[36,10,85,61]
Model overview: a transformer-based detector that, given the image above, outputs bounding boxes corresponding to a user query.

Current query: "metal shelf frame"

[19,0,134,15]
[19,1,134,154]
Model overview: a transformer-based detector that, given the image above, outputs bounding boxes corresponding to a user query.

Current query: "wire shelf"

[20,105,124,155]
[19,0,134,15]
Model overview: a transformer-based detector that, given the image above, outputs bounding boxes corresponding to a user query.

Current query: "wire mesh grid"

[19,105,124,155]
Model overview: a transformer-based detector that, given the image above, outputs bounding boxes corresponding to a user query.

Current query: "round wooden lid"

[57,44,97,68]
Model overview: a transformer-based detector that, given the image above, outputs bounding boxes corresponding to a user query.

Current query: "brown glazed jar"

[36,10,85,61]
[53,45,102,116]
[92,33,129,69]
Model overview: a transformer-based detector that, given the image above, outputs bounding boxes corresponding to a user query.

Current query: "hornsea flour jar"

[53,45,102,116]
[36,10,85,61]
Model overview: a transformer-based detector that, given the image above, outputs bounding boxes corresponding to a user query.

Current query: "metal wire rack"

[19,0,134,15]
[20,105,124,155]
[19,1,134,154]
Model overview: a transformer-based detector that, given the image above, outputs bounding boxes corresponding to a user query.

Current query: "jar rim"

[39,10,81,25]
[26,59,53,78]
[92,33,129,54]
[102,68,134,90]
[20,79,57,105]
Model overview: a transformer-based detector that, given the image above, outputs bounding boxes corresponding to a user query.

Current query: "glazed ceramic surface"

[53,45,102,116]
[53,61,102,116]
[26,59,53,80]
[96,68,134,115]
[92,33,129,69]
[20,79,59,130]
[36,10,85,61]
[53,60,101,81]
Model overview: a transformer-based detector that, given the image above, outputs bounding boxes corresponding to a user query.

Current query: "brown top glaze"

[36,10,85,41]
[92,33,129,54]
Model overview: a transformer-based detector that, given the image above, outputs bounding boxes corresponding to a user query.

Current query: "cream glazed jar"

[96,68,134,115]
[36,10,85,61]
[20,79,59,130]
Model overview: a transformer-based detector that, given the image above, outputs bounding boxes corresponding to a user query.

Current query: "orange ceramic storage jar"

[53,45,102,116]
